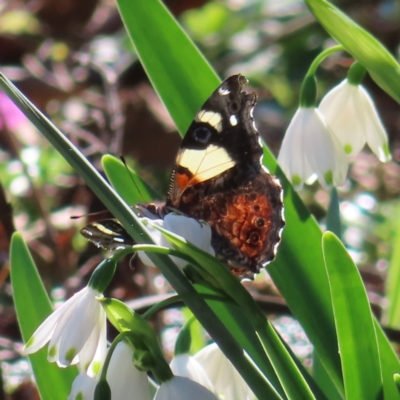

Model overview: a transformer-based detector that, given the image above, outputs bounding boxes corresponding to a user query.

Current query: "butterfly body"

[81,75,285,279]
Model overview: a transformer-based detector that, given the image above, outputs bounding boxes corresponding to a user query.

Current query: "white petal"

[67,373,97,400]
[138,218,164,266]
[195,343,256,400]
[24,288,87,354]
[80,307,107,376]
[319,80,366,156]
[162,214,215,268]
[356,85,391,162]
[139,215,214,269]
[57,288,102,366]
[302,108,347,188]
[278,108,348,189]
[154,376,218,400]
[48,287,101,366]
[278,108,314,189]
[170,354,214,393]
[107,342,151,400]
[320,79,391,162]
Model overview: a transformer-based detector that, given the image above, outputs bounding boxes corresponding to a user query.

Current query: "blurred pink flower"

[0,91,27,130]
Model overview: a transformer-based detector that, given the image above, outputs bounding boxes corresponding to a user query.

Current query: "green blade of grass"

[304,0,400,104]
[322,232,382,399]
[10,233,77,400]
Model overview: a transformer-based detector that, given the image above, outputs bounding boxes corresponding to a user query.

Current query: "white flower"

[319,79,391,162]
[170,353,214,393]
[194,343,256,400]
[139,214,215,268]
[67,373,97,400]
[277,107,348,190]
[154,376,218,400]
[107,341,151,400]
[24,286,107,370]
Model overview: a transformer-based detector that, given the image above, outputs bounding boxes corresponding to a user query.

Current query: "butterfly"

[81,75,285,279]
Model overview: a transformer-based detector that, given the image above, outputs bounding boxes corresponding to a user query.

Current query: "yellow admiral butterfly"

[81,75,285,279]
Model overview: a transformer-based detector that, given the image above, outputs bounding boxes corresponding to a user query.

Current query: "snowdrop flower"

[68,373,97,400]
[139,214,215,268]
[106,341,151,400]
[154,376,218,400]
[194,343,256,400]
[319,78,391,162]
[277,107,348,190]
[170,353,214,393]
[24,286,107,370]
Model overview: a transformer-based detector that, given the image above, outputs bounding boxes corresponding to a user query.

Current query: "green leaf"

[374,325,400,400]
[385,215,400,328]
[322,232,382,399]
[116,0,220,135]
[102,155,157,204]
[10,233,77,400]
[304,0,400,104]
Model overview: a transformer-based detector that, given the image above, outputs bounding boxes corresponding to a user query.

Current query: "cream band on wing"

[176,145,235,183]
[195,110,223,133]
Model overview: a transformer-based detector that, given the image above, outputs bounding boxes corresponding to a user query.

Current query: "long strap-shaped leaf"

[10,233,77,400]
[323,232,383,399]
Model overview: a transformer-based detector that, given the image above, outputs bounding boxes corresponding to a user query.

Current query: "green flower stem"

[299,75,318,108]
[99,332,133,382]
[88,248,137,293]
[300,45,344,107]
[174,317,196,355]
[142,293,230,320]
[327,188,341,238]
[347,62,367,85]
[306,45,344,76]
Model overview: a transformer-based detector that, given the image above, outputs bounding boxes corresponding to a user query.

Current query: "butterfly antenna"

[120,155,145,202]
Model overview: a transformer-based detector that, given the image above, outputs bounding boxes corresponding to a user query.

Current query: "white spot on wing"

[219,87,230,96]
[195,110,223,132]
[229,115,238,126]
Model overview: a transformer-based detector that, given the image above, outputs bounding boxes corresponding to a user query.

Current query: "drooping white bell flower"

[154,376,218,400]
[194,343,256,400]
[24,286,107,370]
[277,107,348,190]
[319,79,391,162]
[67,373,97,400]
[170,353,214,393]
[139,214,215,268]
[106,341,151,400]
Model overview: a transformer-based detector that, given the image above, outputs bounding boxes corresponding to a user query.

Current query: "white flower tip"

[58,347,77,367]
[377,143,392,162]
[22,337,36,354]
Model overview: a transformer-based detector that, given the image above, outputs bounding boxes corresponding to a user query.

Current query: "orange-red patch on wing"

[176,172,190,190]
